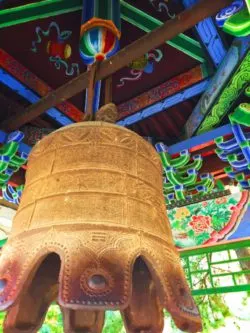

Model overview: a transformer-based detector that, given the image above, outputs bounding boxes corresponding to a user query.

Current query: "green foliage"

[0,294,249,333]
[0,311,4,333]
[39,305,63,333]
[228,197,238,205]
[197,294,232,333]
[163,294,233,333]
[103,311,125,333]
[195,231,210,245]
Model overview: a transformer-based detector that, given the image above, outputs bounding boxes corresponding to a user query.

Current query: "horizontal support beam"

[0,69,74,127]
[0,49,83,123]
[191,284,250,296]
[118,64,209,119]
[117,79,210,126]
[168,124,233,155]
[1,0,233,132]
[182,0,227,67]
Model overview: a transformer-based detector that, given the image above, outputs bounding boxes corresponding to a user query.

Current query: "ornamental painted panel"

[167,191,250,249]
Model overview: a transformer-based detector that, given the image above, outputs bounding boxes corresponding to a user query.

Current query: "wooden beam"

[1,0,233,132]
[0,49,83,123]
[0,91,24,120]
[0,90,53,128]
[0,198,18,211]
[104,76,113,105]
[84,62,98,121]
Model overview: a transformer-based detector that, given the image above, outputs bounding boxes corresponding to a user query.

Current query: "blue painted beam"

[117,79,210,127]
[0,131,6,143]
[182,0,227,68]
[0,69,74,127]
[185,36,250,137]
[168,124,233,155]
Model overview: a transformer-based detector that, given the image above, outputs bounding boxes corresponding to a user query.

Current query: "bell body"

[0,122,201,332]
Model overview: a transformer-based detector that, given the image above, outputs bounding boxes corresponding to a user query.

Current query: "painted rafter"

[214,101,250,189]
[168,124,234,155]
[0,0,206,62]
[0,91,52,129]
[117,79,210,126]
[0,49,83,125]
[197,50,250,134]
[117,64,210,120]
[182,0,227,67]
[0,69,75,127]
[185,36,250,137]
[1,0,233,131]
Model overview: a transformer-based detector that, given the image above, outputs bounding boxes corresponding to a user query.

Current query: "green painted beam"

[192,284,250,296]
[181,239,250,296]
[120,0,206,62]
[0,0,206,63]
[180,239,250,257]
[0,0,83,27]
[223,7,250,37]
[197,51,250,134]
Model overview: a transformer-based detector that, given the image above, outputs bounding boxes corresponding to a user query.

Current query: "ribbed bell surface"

[0,122,202,333]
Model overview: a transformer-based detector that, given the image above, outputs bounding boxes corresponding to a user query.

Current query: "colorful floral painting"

[167,191,249,248]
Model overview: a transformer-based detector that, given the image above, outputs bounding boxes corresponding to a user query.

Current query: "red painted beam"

[0,49,83,122]
[117,65,209,119]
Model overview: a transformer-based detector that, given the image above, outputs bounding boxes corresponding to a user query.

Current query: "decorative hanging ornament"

[79,0,121,65]
[0,117,202,332]
[79,0,121,116]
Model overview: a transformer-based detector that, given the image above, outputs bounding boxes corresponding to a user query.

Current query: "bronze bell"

[0,121,202,332]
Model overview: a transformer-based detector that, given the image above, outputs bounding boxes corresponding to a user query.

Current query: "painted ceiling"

[0,0,215,134]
